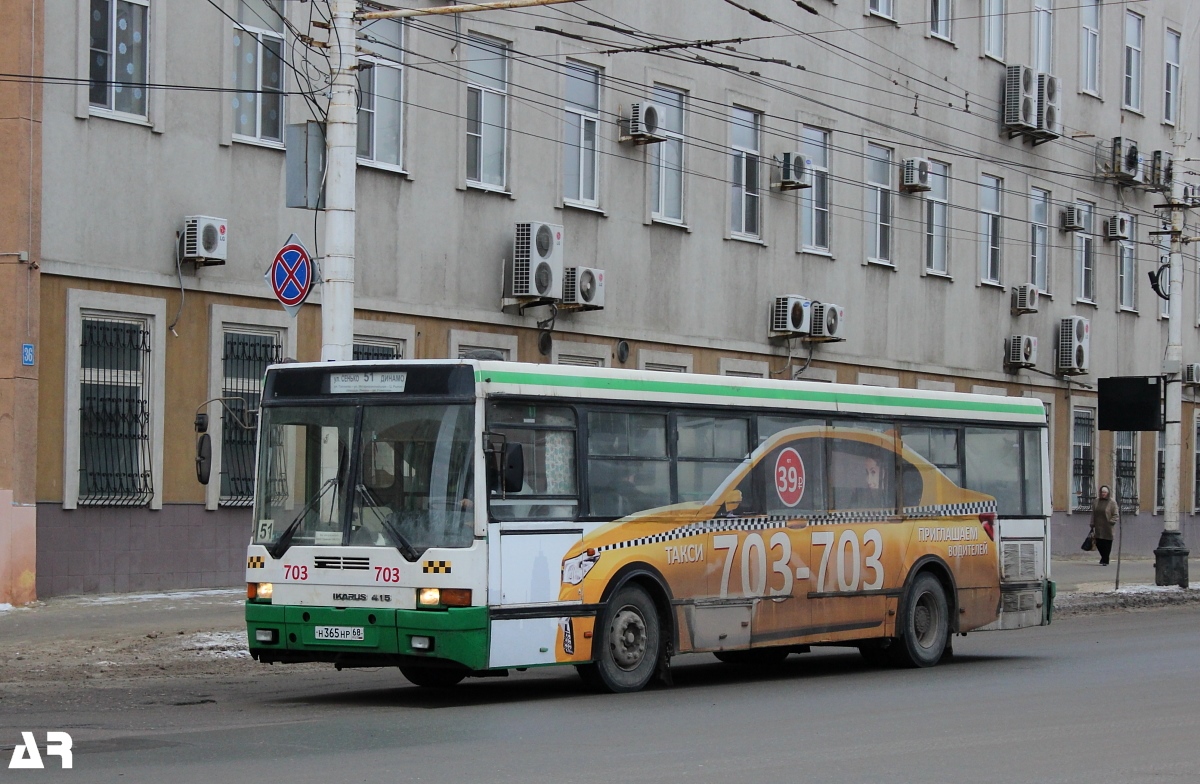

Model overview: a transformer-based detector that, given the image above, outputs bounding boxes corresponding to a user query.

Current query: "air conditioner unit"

[1151,151,1174,192]
[1007,335,1039,369]
[776,152,813,190]
[1034,74,1062,139]
[620,102,665,144]
[505,222,564,301]
[1011,283,1040,315]
[1182,183,1200,207]
[561,266,605,310]
[1184,363,1200,386]
[901,157,933,192]
[1112,137,1142,183]
[1003,65,1038,131]
[1057,316,1091,376]
[1061,205,1086,232]
[181,216,228,265]
[769,295,812,337]
[809,302,845,342]
[1105,212,1133,240]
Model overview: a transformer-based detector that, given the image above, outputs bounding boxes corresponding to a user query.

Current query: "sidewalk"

[1051,555,1200,593]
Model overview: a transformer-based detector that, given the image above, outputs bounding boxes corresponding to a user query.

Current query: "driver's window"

[487,403,578,520]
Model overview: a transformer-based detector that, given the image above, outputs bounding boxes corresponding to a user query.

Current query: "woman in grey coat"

[1090,485,1119,565]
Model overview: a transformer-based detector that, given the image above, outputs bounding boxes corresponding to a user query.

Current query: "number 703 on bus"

[712,528,885,599]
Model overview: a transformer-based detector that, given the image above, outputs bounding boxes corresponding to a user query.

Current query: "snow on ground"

[0,603,12,613]
[181,630,250,659]
[75,589,243,606]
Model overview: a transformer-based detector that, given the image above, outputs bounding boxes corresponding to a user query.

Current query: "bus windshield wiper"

[355,484,421,561]
[268,477,338,559]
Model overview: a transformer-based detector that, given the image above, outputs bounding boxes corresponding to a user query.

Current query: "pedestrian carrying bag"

[1081,531,1095,552]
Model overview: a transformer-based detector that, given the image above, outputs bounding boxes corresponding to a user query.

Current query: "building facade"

[4,0,1200,600]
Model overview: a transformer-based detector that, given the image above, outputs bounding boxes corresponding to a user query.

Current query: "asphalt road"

[3,606,1198,784]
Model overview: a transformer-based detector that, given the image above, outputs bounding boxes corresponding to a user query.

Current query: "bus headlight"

[562,550,600,585]
[418,587,441,606]
[255,582,273,600]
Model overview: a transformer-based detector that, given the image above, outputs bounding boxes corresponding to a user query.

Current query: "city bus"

[237,360,1052,693]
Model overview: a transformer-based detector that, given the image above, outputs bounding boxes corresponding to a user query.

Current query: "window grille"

[353,342,401,361]
[78,318,154,506]
[220,332,281,506]
[1115,461,1138,514]
[1072,409,1095,511]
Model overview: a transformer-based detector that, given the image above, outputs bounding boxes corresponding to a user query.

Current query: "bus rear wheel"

[400,665,467,688]
[591,584,662,693]
[891,572,950,668]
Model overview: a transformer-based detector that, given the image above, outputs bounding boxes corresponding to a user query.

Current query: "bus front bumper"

[246,603,489,671]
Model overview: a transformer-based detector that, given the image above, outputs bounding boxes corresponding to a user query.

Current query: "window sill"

[1118,306,1139,315]
[927,32,956,47]
[1121,106,1145,117]
[866,11,898,26]
[800,248,833,260]
[358,159,410,178]
[982,53,1006,65]
[651,217,691,232]
[87,108,152,127]
[466,181,514,198]
[865,258,896,270]
[232,135,285,151]
[1074,298,1098,308]
[980,279,1005,290]
[1162,118,1177,129]
[923,269,953,281]
[562,201,607,217]
[728,234,766,247]
[1080,89,1103,102]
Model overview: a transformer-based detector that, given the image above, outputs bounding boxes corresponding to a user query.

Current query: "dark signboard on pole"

[1098,376,1163,431]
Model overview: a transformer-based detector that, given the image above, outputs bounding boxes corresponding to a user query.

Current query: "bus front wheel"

[400,665,467,688]
[590,584,662,693]
[892,572,950,668]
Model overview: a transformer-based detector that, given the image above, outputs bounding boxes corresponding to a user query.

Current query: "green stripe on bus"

[475,369,1044,417]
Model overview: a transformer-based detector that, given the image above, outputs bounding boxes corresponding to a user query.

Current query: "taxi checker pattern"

[423,560,452,574]
[247,555,265,569]
[591,500,998,555]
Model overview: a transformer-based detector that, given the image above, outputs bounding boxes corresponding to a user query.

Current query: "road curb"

[1054,588,1200,617]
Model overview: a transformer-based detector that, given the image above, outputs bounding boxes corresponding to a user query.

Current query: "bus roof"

[265,360,1047,425]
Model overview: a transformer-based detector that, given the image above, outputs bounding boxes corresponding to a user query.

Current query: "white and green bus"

[236,360,1052,692]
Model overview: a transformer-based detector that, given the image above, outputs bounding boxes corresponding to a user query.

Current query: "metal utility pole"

[321,0,359,362]
[1155,131,1191,588]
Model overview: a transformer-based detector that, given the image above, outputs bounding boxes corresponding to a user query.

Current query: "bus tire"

[713,647,790,666]
[891,572,950,668]
[400,666,467,688]
[592,584,662,693]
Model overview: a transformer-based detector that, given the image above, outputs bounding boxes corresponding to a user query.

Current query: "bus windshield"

[253,403,475,557]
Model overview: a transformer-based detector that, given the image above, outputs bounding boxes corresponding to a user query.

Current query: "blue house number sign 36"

[21,344,34,366]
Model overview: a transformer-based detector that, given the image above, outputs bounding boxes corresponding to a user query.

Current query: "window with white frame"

[801,126,830,252]
[89,0,149,118]
[983,0,1004,60]
[232,0,285,143]
[1124,11,1143,111]
[1072,407,1095,511]
[220,329,281,507]
[563,63,601,206]
[1115,430,1138,513]
[357,19,404,169]
[1164,29,1181,125]
[465,35,509,189]
[1033,0,1053,75]
[1118,238,1137,311]
[925,161,949,274]
[730,107,761,239]
[650,86,686,223]
[1074,201,1095,302]
[930,0,951,40]
[78,316,155,506]
[1029,188,1050,291]
[869,0,893,20]
[1080,0,1099,94]
[866,143,893,264]
[979,175,1002,283]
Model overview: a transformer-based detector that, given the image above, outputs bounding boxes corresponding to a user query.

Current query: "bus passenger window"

[964,428,1023,516]
[829,442,896,512]
[587,411,670,517]
[677,415,748,503]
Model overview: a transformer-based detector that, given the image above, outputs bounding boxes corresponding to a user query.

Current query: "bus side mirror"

[502,442,524,493]
[196,433,212,485]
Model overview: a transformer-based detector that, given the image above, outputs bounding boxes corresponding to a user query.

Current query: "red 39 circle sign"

[774,447,806,508]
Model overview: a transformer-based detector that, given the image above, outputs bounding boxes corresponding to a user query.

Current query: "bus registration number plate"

[314,626,365,642]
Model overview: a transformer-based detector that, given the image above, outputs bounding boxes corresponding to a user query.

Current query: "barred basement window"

[78,317,154,506]
[353,341,402,361]
[1072,408,1095,512]
[220,331,281,506]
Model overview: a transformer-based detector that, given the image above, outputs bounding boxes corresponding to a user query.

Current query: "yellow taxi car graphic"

[556,426,998,665]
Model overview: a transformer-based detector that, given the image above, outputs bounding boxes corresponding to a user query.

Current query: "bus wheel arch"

[891,558,957,668]
[581,564,674,693]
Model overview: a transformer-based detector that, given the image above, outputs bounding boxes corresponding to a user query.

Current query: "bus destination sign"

[329,372,407,394]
